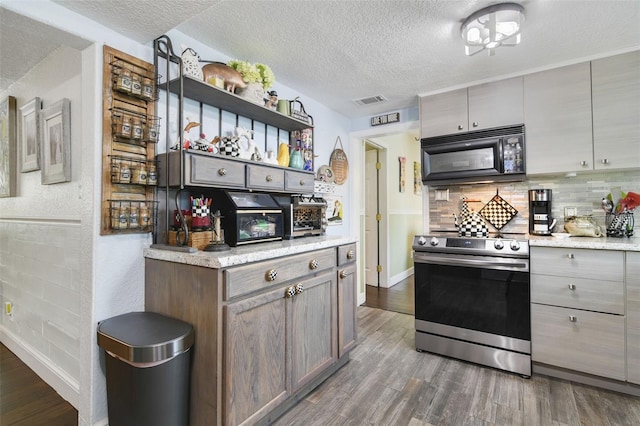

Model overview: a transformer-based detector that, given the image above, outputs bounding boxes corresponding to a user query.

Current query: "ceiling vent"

[353,95,387,106]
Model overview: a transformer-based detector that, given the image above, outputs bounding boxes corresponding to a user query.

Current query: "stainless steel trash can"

[97,312,194,426]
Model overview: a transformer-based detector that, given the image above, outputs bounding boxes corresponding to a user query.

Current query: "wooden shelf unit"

[101,45,157,235]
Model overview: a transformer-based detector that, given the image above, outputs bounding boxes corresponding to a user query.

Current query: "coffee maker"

[529,189,557,235]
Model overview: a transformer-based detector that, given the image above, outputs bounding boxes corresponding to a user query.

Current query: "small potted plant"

[227,60,275,104]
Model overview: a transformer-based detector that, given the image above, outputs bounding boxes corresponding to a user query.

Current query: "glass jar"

[147,164,157,186]
[131,73,142,96]
[141,77,154,100]
[118,162,131,184]
[115,69,132,93]
[132,118,143,140]
[129,206,139,228]
[139,205,151,228]
[132,164,147,185]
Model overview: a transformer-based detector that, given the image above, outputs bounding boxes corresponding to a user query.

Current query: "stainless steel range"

[412,235,531,377]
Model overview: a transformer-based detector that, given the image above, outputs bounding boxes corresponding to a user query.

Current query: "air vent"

[353,95,387,106]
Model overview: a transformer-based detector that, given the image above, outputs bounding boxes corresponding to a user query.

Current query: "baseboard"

[389,267,413,287]
[533,362,640,396]
[0,327,80,408]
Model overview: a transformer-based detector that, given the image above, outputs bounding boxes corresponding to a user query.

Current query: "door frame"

[349,120,420,305]
[364,141,385,288]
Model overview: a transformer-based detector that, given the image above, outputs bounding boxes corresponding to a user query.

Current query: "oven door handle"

[414,253,529,270]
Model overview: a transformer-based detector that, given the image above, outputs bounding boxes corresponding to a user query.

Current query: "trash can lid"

[97,312,194,363]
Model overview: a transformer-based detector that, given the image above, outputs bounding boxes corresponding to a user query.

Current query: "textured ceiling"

[2,1,640,119]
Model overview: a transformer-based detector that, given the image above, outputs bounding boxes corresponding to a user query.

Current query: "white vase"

[236,82,265,105]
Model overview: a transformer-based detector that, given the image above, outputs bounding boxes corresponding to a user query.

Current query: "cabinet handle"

[295,283,304,294]
[265,269,278,282]
[569,315,577,322]
[601,158,609,165]
[218,168,227,176]
[265,174,273,182]
[457,125,464,131]
[309,259,319,270]
[340,270,353,279]
[299,179,305,186]
[346,250,355,260]
[568,283,576,290]
[285,286,296,298]
[580,160,588,167]
[472,121,478,127]
[567,253,574,259]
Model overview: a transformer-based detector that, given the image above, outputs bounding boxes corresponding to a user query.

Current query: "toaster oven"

[275,194,327,239]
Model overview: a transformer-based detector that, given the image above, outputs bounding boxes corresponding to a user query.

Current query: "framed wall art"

[0,96,17,197]
[19,97,42,172]
[41,98,71,184]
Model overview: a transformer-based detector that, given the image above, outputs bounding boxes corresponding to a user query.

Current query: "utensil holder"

[606,212,634,237]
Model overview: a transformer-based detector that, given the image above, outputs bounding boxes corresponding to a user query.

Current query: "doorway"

[364,142,381,287]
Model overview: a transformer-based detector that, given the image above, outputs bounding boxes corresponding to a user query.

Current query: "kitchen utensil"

[601,197,614,213]
[479,190,518,230]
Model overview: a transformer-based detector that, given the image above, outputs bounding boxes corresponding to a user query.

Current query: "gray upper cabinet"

[524,62,593,175]
[419,77,524,138]
[592,50,640,171]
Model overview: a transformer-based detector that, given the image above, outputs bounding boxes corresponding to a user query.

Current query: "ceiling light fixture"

[461,2,525,57]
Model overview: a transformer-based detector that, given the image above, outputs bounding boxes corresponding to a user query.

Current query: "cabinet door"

[628,252,640,384]
[224,286,289,426]
[337,262,357,357]
[468,76,523,131]
[290,270,337,391]
[524,62,593,174]
[592,51,640,171]
[531,304,625,380]
[419,88,468,137]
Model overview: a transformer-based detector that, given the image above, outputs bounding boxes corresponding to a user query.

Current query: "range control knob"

[417,236,427,246]
[494,239,504,250]
[430,237,439,246]
[510,240,521,251]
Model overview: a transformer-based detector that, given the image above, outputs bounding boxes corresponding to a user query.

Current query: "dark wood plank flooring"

[363,274,414,315]
[0,343,77,425]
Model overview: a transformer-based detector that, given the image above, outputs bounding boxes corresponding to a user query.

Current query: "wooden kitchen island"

[144,236,358,426]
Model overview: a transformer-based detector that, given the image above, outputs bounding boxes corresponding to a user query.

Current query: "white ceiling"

[2,1,640,119]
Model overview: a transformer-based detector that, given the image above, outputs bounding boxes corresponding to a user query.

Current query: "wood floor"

[275,306,640,426]
[0,342,77,425]
[363,275,415,315]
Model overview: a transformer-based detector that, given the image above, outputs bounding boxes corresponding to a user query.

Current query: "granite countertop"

[528,235,640,251]
[144,235,358,268]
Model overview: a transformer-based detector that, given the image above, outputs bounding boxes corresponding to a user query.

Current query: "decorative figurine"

[265,90,278,110]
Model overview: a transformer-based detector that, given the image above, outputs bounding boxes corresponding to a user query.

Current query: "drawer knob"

[266,175,273,182]
[601,158,609,165]
[295,283,304,294]
[346,250,355,260]
[567,253,574,259]
[569,315,577,322]
[218,168,227,176]
[299,179,305,186]
[568,283,576,290]
[265,269,278,282]
[457,124,463,130]
[339,270,353,279]
[285,286,296,298]
[472,121,478,127]
[309,259,319,270]
[580,160,588,167]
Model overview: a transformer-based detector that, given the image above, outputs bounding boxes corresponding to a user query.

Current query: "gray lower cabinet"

[145,243,356,426]
[224,270,336,425]
[530,247,626,381]
[337,243,357,357]
[628,252,640,385]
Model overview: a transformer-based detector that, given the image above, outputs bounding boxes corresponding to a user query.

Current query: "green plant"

[227,60,275,90]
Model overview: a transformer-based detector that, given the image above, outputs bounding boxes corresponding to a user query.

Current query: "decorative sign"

[370,112,400,127]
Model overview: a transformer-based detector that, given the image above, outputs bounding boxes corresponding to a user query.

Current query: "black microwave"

[421,124,525,186]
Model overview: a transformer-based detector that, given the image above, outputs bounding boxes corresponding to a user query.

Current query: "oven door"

[414,252,530,343]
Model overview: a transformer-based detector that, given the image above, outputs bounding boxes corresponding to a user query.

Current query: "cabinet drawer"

[246,164,284,191]
[187,153,245,188]
[337,243,357,266]
[531,304,625,380]
[530,247,623,281]
[224,248,336,299]
[284,170,314,193]
[531,274,624,314]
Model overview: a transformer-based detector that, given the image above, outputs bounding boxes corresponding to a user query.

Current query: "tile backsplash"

[428,169,640,236]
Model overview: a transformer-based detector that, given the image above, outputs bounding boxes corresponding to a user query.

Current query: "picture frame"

[19,97,42,172]
[0,95,17,197]
[41,98,71,184]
